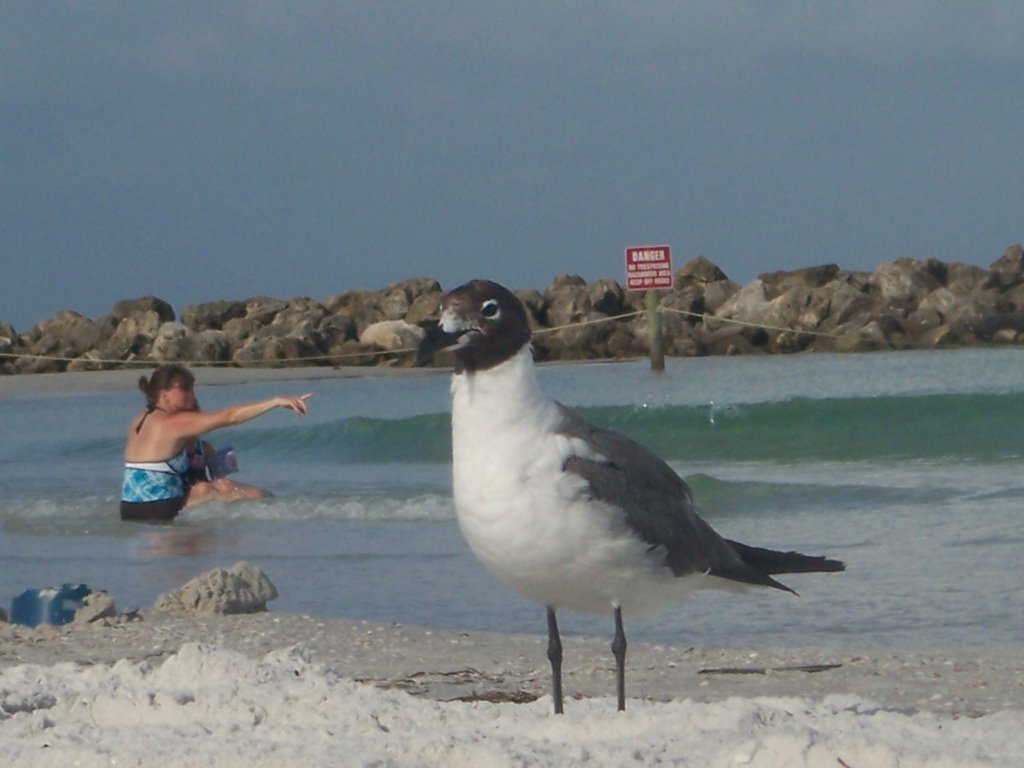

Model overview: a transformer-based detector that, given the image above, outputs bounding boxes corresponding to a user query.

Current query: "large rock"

[379,278,441,321]
[147,323,231,363]
[0,323,17,374]
[758,264,840,301]
[944,288,1000,335]
[66,307,169,370]
[272,298,329,331]
[658,287,706,338]
[233,325,324,368]
[969,313,1024,343]
[701,279,741,314]
[324,289,389,337]
[987,244,1024,290]
[324,339,384,367]
[88,311,163,364]
[222,315,260,345]
[543,274,590,328]
[818,277,878,330]
[767,285,833,330]
[153,562,278,615]
[150,321,192,361]
[195,330,234,361]
[39,311,115,353]
[917,286,959,318]
[633,303,703,357]
[115,309,165,339]
[534,276,632,360]
[713,280,771,326]
[404,290,445,325]
[244,296,289,326]
[696,323,771,356]
[903,305,945,341]
[605,322,650,358]
[359,320,426,351]
[387,277,442,302]
[15,311,117,373]
[674,256,730,285]
[832,321,890,353]
[315,314,357,348]
[1000,282,1024,313]
[871,259,943,306]
[533,310,620,362]
[945,262,989,294]
[112,296,175,324]
[324,288,376,315]
[514,289,546,330]
[181,300,247,331]
[586,279,627,317]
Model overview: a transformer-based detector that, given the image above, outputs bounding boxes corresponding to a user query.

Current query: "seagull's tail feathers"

[717,540,846,595]
[727,540,845,575]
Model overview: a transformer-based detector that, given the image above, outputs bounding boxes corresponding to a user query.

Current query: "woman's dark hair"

[138,364,195,409]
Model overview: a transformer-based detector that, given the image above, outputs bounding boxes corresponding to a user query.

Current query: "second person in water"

[184,399,268,505]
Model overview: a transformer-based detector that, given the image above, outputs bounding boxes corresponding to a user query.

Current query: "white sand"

[1,613,1021,767]
[3,369,1022,764]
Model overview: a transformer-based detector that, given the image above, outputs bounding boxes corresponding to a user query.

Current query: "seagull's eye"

[480,299,500,319]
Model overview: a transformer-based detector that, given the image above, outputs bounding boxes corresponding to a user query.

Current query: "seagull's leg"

[546,606,564,714]
[612,605,627,711]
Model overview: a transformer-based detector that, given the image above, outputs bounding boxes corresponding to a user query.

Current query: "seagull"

[416,279,844,714]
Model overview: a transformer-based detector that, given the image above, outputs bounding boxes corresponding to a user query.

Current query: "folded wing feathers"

[558,405,844,594]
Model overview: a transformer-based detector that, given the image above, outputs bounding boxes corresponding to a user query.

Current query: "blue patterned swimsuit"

[122,449,190,501]
[120,407,192,522]
[120,449,190,521]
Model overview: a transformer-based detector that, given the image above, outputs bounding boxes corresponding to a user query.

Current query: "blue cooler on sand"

[10,583,91,627]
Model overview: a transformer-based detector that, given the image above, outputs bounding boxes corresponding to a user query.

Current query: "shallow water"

[2,348,1022,647]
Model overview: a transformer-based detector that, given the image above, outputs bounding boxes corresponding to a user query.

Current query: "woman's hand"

[279,393,313,415]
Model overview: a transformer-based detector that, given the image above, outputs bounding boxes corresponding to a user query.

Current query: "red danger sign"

[625,245,673,290]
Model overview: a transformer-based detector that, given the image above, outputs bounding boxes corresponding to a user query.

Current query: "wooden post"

[646,290,665,371]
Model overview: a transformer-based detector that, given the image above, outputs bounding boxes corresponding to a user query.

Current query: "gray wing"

[556,403,788,589]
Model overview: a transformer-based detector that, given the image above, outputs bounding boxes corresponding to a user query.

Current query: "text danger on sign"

[625,245,673,290]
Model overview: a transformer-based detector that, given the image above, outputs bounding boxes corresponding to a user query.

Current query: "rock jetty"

[2,247,1022,374]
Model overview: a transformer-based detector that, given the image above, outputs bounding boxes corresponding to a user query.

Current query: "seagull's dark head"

[415,279,532,373]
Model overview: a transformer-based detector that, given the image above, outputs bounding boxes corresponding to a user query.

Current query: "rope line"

[0,305,855,369]
[657,306,846,339]
[534,309,645,333]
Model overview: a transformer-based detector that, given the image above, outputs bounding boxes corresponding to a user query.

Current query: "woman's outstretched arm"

[167,393,313,439]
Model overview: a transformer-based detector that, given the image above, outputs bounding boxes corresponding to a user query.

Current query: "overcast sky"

[2,2,1022,330]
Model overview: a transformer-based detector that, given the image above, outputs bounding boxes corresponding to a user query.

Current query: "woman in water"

[120,364,311,522]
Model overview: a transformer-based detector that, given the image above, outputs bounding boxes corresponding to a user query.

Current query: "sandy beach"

[1,610,1022,766]
[3,367,1023,765]
[0,363,435,398]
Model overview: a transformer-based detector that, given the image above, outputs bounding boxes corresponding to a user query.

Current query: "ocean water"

[1,348,1022,648]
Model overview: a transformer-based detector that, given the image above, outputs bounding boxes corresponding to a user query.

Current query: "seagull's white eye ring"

[481,299,500,320]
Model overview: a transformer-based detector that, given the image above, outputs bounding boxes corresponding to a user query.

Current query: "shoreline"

[0,355,639,398]
[2,610,1020,717]
[0,362,447,398]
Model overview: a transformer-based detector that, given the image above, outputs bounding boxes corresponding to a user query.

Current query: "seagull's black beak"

[415,323,464,366]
